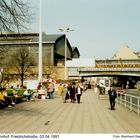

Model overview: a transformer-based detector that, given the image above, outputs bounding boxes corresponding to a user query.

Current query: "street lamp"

[59,28,74,80]
[38,0,42,83]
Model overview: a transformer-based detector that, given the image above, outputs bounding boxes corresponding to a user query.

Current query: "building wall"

[73,51,80,58]
[1,43,55,66]
[2,66,66,87]
[43,44,54,66]
[0,33,80,82]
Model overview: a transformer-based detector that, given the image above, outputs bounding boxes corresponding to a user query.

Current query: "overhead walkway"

[78,67,140,77]
[0,89,140,133]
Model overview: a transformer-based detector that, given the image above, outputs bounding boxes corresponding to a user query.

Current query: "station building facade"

[0,33,80,86]
[95,45,140,68]
[95,45,140,89]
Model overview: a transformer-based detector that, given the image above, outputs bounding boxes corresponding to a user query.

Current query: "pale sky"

[28,0,140,59]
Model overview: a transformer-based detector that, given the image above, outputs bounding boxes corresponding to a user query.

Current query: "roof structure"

[0,32,64,43]
[112,45,139,60]
[134,51,140,58]
[72,46,80,57]
[31,33,64,43]
[0,32,80,59]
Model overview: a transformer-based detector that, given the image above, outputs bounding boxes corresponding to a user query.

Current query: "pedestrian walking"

[62,84,68,103]
[57,83,63,96]
[76,84,83,104]
[37,83,42,91]
[69,83,76,103]
[108,86,117,110]
[47,82,54,99]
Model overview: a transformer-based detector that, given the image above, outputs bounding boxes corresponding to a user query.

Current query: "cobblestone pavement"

[0,89,140,134]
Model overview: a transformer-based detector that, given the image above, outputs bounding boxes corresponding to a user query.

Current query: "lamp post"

[59,28,74,80]
[38,0,42,83]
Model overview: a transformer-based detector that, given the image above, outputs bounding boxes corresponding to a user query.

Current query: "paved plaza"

[0,89,140,134]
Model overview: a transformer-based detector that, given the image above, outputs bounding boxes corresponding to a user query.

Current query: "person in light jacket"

[47,83,54,99]
[62,84,68,103]
[76,84,83,104]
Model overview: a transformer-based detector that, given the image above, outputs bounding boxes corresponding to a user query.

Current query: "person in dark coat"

[69,83,76,103]
[37,83,42,91]
[108,87,117,110]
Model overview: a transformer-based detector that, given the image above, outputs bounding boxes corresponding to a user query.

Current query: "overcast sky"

[28,0,140,59]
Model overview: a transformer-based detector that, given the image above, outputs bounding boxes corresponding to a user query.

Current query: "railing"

[116,93,140,115]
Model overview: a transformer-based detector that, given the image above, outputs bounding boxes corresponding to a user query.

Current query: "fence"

[116,93,140,115]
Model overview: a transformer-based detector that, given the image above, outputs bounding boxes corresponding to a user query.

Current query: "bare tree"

[43,66,57,79]
[0,0,31,33]
[0,0,33,87]
[10,47,35,87]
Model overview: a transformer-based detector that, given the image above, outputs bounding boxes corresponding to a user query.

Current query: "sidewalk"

[0,89,140,133]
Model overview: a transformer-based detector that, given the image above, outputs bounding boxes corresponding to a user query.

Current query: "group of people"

[58,82,83,104]
[37,82,55,99]
[0,87,37,108]
[0,88,23,108]
[58,82,117,109]
[0,80,118,110]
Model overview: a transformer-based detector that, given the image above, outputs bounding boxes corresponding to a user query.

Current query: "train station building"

[0,33,80,86]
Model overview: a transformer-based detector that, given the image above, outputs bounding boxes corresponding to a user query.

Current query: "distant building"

[0,32,80,83]
[112,44,139,60]
[95,45,140,90]
[0,32,80,66]
[95,44,140,68]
